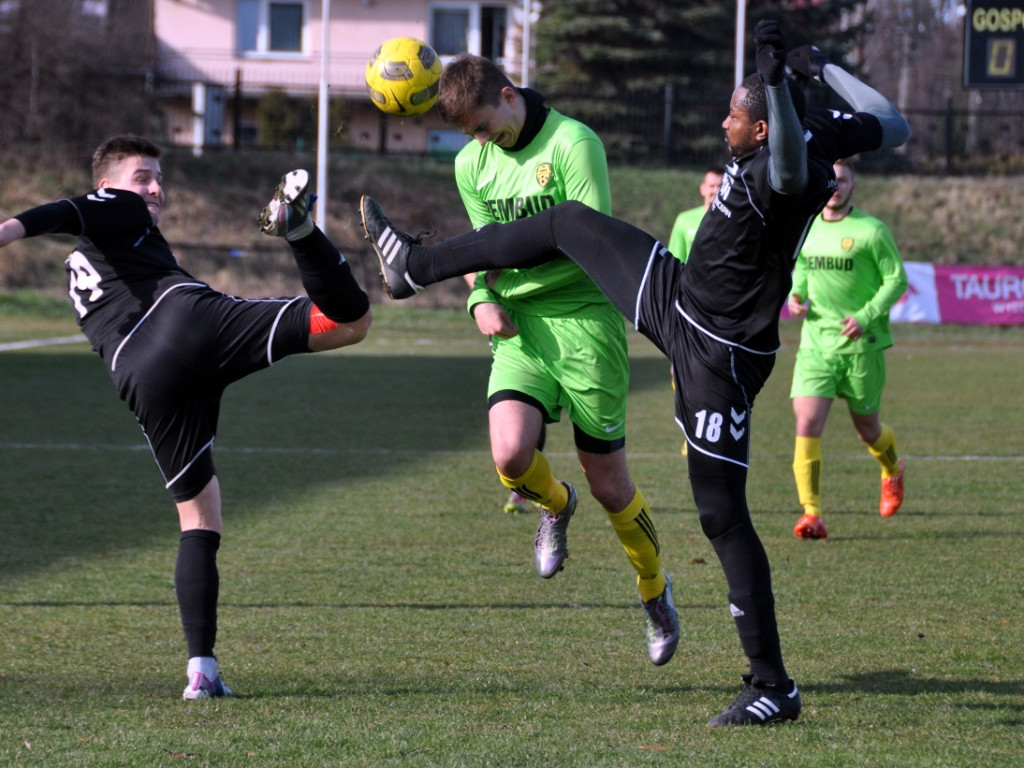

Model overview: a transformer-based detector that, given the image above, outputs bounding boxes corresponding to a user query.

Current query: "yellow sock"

[793,436,822,517]
[608,487,665,601]
[869,423,901,477]
[497,450,568,512]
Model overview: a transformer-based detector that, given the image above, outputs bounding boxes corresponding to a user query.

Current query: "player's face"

[722,87,766,157]
[699,172,723,208]
[100,155,165,224]
[826,164,856,213]
[453,87,522,148]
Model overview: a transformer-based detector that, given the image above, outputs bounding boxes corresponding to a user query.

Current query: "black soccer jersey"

[15,189,201,359]
[679,107,884,353]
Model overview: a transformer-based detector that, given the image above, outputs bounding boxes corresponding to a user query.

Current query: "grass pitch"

[1,304,1021,767]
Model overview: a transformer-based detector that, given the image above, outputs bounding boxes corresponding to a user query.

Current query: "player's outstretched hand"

[0,218,28,248]
[787,44,830,84]
[754,19,787,86]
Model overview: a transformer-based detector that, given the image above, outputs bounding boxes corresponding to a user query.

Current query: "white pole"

[316,0,330,233]
[735,0,746,88]
[521,0,532,87]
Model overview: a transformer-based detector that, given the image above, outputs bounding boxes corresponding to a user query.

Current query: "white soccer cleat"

[182,671,233,701]
[259,169,314,241]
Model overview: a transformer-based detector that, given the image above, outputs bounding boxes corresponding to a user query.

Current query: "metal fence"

[566,88,1024,173]
[152,71,1024,173]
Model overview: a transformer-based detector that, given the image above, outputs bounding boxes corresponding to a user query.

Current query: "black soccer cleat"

[359,196,424,299]
[786,44,830,84]
[707,676,801,727]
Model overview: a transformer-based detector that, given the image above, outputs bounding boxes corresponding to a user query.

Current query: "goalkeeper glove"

[753,19,787,86]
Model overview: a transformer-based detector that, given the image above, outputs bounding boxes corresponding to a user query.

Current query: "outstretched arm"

[2,198,89,245]
[765,82,807,193]
[755,20,807,194]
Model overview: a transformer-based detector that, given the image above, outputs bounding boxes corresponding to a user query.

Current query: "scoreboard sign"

[965,1,1024,87]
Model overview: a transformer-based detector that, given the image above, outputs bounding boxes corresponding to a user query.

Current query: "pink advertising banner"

[932,264,1024,325]
[858,263,1023,326]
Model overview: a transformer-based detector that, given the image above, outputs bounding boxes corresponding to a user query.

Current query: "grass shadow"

[0,348,678,581]
[810,668,1024,701]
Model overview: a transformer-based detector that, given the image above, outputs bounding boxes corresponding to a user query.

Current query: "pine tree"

[532,0,867,163]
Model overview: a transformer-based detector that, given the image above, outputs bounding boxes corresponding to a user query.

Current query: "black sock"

[409,216,558,286]
[175,529,221,658]
[690,453,789,687]
[407,202,654,320]
[289,228,370,322]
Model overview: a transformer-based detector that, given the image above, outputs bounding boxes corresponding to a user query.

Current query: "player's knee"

[348,307,373,343]
[334,305,374,340]
[587,479,635,514]
[688,454,750,539]
[492,448,533,480]
[308,305,372,350]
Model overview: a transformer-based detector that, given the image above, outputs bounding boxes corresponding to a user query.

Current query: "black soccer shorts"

[634,253,776,469]
[100,284,313,502]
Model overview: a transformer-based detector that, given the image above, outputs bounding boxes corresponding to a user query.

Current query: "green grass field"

[1,304,1021,767]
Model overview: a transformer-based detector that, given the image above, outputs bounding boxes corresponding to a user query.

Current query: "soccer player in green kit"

[434,54,679,666]
[788,159,909,540]
[667,166,724,263]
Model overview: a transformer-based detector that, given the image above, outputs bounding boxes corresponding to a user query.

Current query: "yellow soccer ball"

[364,37,442,116]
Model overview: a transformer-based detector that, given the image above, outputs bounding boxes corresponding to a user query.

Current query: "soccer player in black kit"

[0,135,372,699]
[360,21,910,725]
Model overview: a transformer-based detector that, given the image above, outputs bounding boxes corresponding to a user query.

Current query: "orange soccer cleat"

[793,513,828,540]
[879,459,905,517]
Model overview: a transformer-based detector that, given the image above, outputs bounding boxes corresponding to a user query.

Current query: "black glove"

[754,19,787,86]
[786,44,831,84]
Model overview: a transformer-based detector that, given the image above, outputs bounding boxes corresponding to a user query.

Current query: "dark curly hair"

[738,74,806,125]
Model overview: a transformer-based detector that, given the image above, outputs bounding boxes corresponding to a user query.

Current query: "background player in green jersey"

[667,166,724,263]
[788,159,909,540]
[433,54,679,665]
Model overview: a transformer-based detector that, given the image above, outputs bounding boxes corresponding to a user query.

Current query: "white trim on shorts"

[110,282,206,372]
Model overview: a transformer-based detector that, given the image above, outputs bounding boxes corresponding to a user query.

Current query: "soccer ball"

[364,37,442,116]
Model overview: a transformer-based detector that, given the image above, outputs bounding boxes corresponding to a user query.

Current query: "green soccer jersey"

[792,207,908,354]
[667,205,706,263]
[458,108,612,318]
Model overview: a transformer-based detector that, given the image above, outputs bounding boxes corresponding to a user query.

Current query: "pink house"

[155,0,531,154]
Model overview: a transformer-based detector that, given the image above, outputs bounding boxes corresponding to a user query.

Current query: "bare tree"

[0,0,154,155]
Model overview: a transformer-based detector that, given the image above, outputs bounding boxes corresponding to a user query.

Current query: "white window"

[237,0,306,55]
[430,2,508,65]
